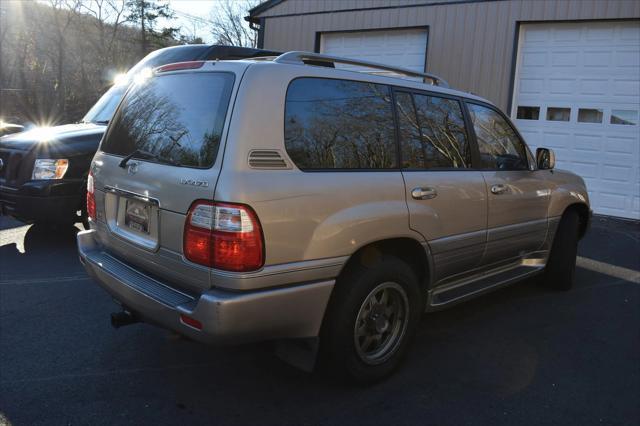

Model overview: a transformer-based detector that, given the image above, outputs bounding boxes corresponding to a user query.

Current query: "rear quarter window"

[284,77,397,170]
[102,72,234,168]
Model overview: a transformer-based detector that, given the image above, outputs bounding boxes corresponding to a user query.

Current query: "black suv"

[0,45,278,227]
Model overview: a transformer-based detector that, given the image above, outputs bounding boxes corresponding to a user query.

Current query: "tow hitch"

[110,310,139,329]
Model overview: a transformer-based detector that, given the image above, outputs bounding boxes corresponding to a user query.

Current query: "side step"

[429,264,544,308]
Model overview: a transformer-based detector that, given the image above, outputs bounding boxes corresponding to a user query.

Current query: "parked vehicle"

[78,52,591,382]
[0,45,279,227]
[0,122,24,137]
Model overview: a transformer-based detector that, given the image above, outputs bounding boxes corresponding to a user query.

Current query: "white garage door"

[320,28,427,79]
[512,21,640,219]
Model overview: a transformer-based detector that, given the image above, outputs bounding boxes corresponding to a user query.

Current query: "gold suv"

[78,52,591,382]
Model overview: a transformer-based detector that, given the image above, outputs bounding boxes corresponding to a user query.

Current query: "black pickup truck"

[0,45,279,227]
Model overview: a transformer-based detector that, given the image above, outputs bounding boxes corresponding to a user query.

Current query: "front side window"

[467,103,528,170]
[396,91,470,169]
[102,72,234,168]
[284,78,397,170]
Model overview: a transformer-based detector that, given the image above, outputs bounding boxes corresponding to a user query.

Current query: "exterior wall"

[255,0,640,111]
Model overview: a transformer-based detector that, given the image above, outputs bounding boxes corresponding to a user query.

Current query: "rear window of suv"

[102,72,234,168]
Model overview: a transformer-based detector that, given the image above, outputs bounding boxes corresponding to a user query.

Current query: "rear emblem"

[127,162,138,175]
[180,178,209,187]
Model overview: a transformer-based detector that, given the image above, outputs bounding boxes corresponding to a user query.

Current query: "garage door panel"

[607,136,636,154]
[320,28,428,77]
[613,79,640,97]
[513,21,640,219]
[584,50,611,66]
[573,134,602,152]
[617,49,640,67]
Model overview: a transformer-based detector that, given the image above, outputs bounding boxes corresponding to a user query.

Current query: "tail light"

[86,171,96,221]
[184,201,264,272]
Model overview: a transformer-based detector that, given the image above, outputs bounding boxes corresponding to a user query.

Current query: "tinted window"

[102,72,234,168]
[396,91,470,169]
[284,78,397,169]
[468,103,528,170]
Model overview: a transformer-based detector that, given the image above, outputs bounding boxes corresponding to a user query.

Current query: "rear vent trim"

[248,150,290,169]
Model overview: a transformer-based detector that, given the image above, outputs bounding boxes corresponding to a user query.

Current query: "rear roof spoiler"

[202,45,282,61]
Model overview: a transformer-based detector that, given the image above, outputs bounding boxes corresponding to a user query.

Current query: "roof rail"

[273,51,449,88]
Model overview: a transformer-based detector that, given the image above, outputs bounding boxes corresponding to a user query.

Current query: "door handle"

[411,187,438,200]
[491,184,508,195]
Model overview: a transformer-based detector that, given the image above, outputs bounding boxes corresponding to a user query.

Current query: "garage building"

[247,0,640,219]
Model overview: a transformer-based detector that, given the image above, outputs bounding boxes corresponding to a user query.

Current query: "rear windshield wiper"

[119,148,180,168]
[94,120,110,125]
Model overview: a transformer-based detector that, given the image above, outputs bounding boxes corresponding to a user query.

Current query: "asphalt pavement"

[0,215,638,425]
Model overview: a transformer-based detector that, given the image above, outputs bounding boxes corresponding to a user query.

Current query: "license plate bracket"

[124,199,150,234]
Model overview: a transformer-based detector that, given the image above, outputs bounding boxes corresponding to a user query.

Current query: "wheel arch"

[337,237,433,294]
[563,202,591,239]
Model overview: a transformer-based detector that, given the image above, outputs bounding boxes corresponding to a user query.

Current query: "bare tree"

[0,0,175,125]
[209,0,259,47]
[48,0,82,117]
[81,0,128,62]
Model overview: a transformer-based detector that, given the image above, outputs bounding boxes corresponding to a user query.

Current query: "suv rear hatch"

[90,64,237,293]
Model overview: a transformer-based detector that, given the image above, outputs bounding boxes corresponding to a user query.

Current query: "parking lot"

[0,215,638,425]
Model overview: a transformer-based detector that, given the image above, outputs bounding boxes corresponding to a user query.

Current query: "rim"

[353,281,410,365]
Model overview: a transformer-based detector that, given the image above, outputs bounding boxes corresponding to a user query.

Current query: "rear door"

[465,101,551,266]
[395,89,487,284]
[91,67,236,292]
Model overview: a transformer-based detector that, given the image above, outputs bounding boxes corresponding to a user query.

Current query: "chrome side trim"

[429,229,486,254]
[429,229,486,283]
[482,218,548,266]
[486,218,548,242]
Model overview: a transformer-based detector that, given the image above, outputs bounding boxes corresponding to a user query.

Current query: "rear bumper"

[0,180,82,222]
[77,229,334,345]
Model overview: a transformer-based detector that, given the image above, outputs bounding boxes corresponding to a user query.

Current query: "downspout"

[247,17,266,49]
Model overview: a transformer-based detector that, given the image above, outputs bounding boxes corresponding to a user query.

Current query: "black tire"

[320,255,423,383]
[544,209,581,291]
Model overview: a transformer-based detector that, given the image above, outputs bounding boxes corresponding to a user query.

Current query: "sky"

[162,0,232,44]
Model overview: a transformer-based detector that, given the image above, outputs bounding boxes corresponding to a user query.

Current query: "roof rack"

[273,51,449,88]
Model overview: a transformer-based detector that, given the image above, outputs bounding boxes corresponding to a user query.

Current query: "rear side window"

[102,72,234,168]
[395,91,471,169]
[467,103,529,171]
[284,78,397,170]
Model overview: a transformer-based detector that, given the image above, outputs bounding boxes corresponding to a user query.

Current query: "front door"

[394,90,488,284]
[465,102,551,266]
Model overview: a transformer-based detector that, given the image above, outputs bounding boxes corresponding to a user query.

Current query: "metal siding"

[261,0,640,110]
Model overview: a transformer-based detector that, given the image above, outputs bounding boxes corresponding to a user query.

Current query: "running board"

[428,264,544,309]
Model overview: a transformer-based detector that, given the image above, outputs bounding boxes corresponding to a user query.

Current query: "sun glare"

[113,73,129,86]
[25,126,57,142]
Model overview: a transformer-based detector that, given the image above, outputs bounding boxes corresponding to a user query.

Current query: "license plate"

[124,199,150,234]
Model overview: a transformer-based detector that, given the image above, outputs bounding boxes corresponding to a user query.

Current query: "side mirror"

[536,147,555,170]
